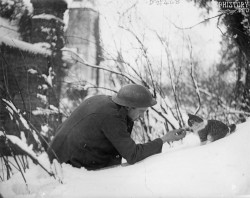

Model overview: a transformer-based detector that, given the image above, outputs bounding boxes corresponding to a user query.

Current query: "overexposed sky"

[96,0,223,72]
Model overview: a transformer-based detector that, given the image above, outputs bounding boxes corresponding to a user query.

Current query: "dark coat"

[47,95,163,170]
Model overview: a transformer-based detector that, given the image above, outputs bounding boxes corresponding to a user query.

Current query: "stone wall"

[0,0,67,152]
[0,41,52,150]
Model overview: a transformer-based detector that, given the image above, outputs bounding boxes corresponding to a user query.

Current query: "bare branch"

[187,36,201,115]
[165,10,236,30]
[184,81,250,117]
[118,26,157,96]
[154,31,185,127]
[62,48,139,84]
[1,130,29,191]
[118,0,138,19]
[0,25,17,32]
[151,107,176,130]
[216,14,226,36]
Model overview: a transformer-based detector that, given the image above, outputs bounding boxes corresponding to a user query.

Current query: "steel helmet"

[112,84,157,108]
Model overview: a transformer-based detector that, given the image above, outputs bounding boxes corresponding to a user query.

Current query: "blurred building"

[62,0,103,111]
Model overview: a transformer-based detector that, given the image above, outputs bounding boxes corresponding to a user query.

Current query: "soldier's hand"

[161,129,186,144]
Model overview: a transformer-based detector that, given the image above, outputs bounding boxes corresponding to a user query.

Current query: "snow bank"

[0,36,51,56]
[1,119,250,198]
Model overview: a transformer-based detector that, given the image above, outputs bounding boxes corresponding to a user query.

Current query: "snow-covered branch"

[0,132,55,179]
[1,98,42,146]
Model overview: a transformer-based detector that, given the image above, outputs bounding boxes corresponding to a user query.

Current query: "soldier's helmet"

[112,84,157,108]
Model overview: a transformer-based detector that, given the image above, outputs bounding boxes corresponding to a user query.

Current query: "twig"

[61,48,139,84]
[17,154,27,173]
[4,39,31,115]
[1,98,42,146]
[1,48,57,151]
[154,31,184,127]
[1,99,63,181]
[85,86,117,93]
[216,14,226,36]
[185,81,250,116]
[0,25,17,32]
[188,36,201,115]
[119,26,157,96]
[151,107,176,130]
[1,155,12,180]
[165,11,236,30]
[4,133,56,179]
[0,157,4,181]
[118,0,138,19]
[2,156,20,171]
[106,56,147,86]
[2,131,29,191]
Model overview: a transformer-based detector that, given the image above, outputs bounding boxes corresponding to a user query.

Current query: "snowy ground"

[1,119,250,198]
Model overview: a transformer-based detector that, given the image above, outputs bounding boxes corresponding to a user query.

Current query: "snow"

[41,67,54,87]
[37,94,48,104]
[32,14,64,24]
[66,0,96,10]
[2,99,42,147]
[41,124,50,137]
[32,107,59,116]
[38,84,49,90]
[0,15,51,56]
[27,69,38,74]
[0,36,51,56]
[5,135,37,161]
[0,17,19,38]
[1,119,250,198]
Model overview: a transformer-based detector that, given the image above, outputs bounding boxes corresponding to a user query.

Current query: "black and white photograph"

[0,0,250,197]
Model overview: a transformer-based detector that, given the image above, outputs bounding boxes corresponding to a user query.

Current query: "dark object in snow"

[187,113,236,144]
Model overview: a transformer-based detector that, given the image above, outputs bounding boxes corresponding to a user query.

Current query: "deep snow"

[1,119,250,198]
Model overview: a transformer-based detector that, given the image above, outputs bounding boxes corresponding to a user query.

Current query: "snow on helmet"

[112,84,157,108]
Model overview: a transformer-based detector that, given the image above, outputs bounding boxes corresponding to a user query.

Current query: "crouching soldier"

[47,84,186,170]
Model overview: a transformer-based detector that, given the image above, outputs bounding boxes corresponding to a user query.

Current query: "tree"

[192,0,250,117]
